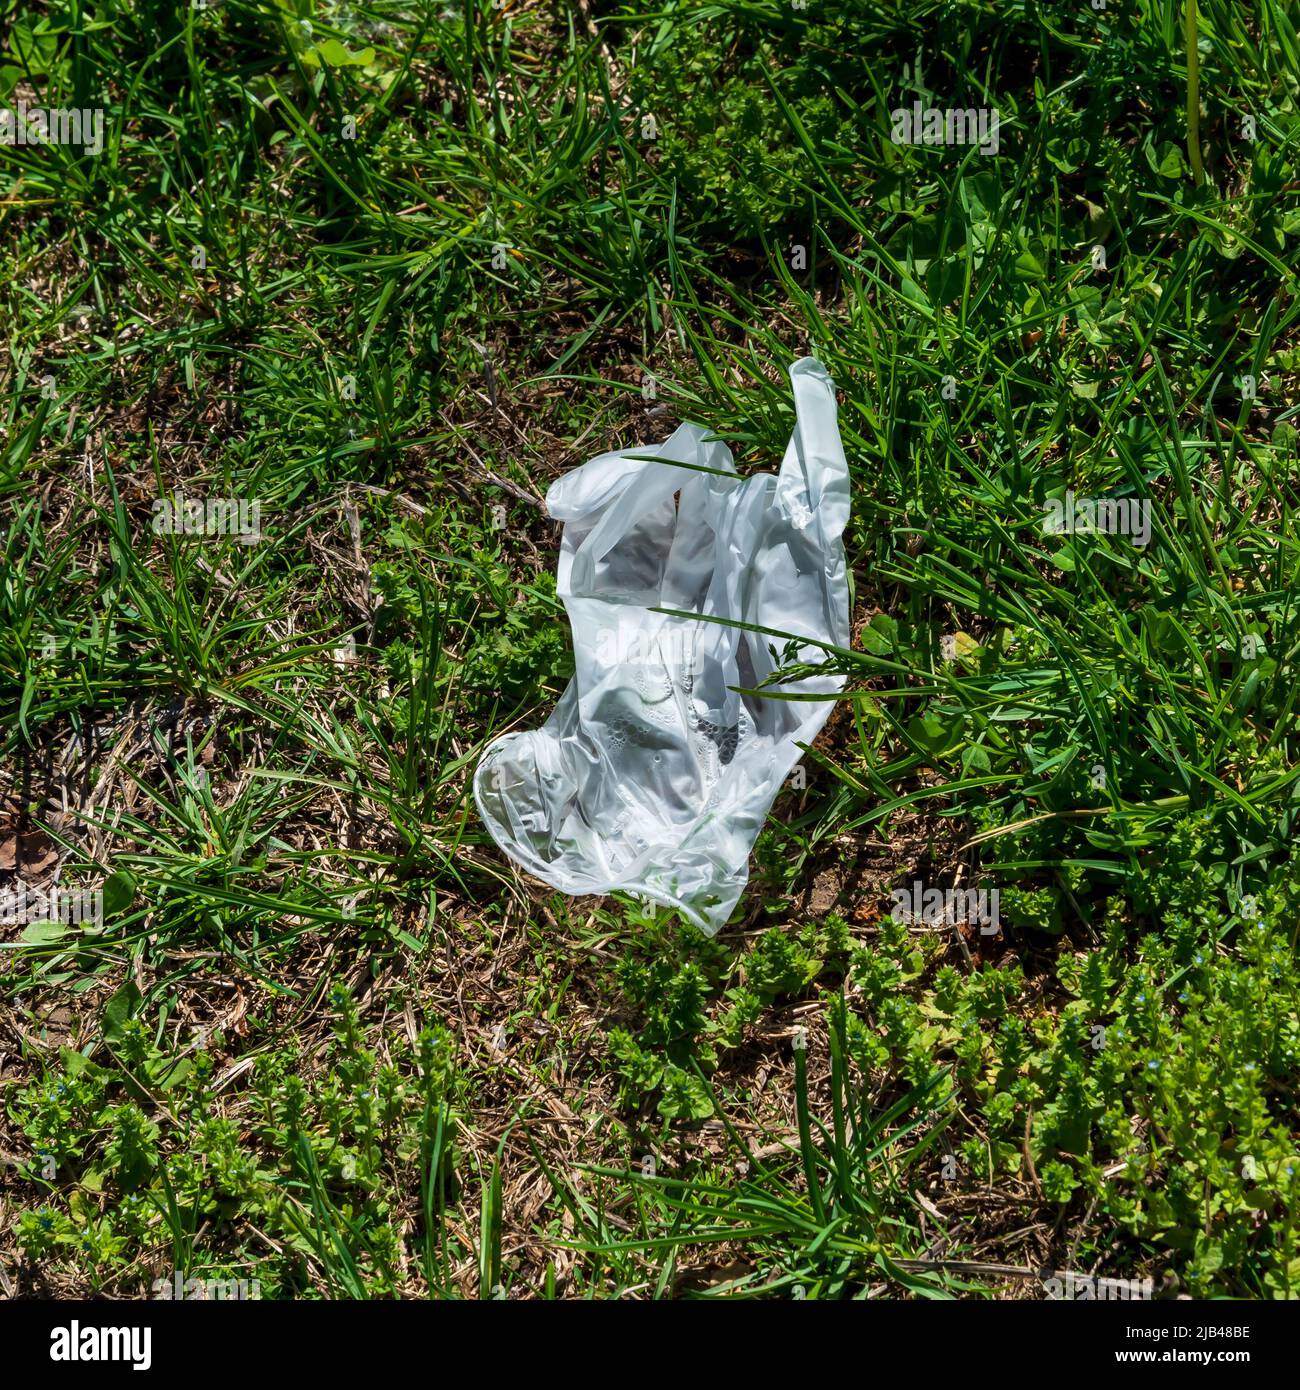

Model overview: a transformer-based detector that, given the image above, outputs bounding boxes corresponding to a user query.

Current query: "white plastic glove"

[474,357,851,934]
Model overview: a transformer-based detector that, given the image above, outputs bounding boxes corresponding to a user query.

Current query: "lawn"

[2,0,1300,1300]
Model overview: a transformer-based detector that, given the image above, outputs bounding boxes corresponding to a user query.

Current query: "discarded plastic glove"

[474,357,851,934]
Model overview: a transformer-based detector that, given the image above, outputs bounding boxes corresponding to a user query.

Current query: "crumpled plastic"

[474,356,851,934]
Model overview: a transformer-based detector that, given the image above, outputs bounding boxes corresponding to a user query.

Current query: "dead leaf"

[19,831,59,876]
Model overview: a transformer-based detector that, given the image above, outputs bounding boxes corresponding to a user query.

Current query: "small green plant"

[9,982,467,1298]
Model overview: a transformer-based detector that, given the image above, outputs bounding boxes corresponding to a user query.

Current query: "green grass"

[2,0,1300,1299]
